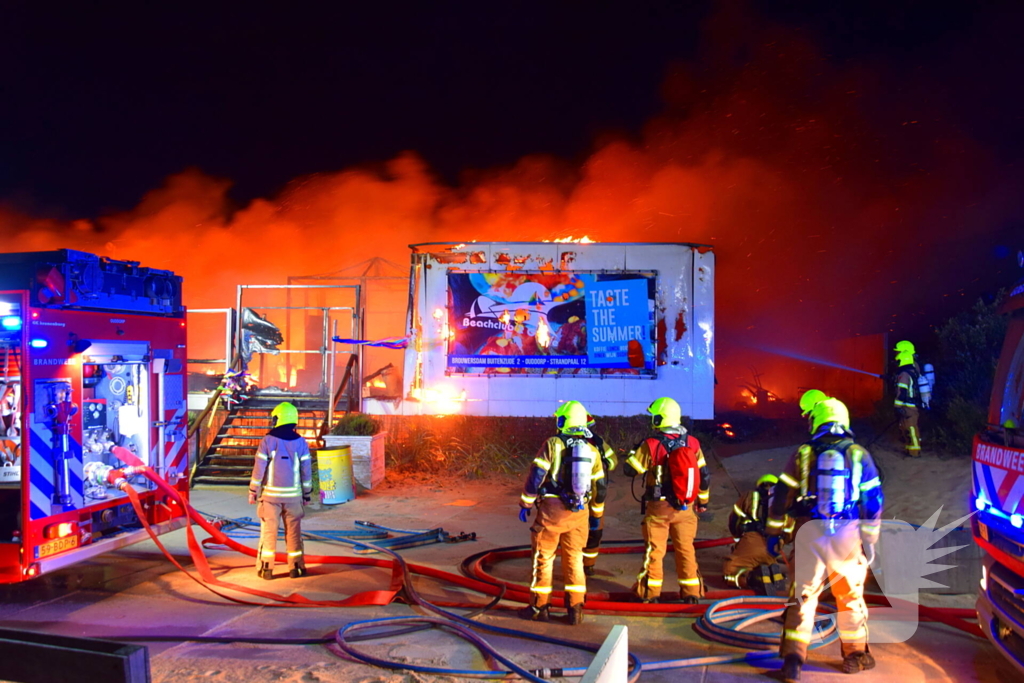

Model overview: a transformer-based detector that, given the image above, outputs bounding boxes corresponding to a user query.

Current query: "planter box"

[322,433,386,490]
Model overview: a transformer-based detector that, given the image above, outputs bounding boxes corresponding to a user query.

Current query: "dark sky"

[3,1,1024,405]
[3,1,1021,217]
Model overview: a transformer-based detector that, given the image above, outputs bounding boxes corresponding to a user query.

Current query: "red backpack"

[647,433,701,508]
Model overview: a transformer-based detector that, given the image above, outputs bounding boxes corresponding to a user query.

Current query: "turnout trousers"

[582,515,603,570]
[722,531,777,588]
[781,519,869,660]
[256,498,306,572]
[635,500,703,600]
[898,406,921,457]
[529,498,589,608]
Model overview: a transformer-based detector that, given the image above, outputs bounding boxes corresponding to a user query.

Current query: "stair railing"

[187,355,243,488]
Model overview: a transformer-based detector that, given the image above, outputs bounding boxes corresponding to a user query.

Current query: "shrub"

[931,293,1007,453]
[379,414,712,479]
[329,413,383,436]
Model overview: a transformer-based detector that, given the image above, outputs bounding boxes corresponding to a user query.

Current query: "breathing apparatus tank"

[815,448,850,533]
[564,436,596,512]
[918,363,936,409]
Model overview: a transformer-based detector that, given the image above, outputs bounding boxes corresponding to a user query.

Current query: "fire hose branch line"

[109,447,981,680]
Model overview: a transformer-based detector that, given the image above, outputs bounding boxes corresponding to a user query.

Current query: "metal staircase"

[191,397,328,486]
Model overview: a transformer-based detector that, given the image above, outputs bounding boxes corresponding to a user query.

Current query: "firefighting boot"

[258,564,274,581]
[583,565,596,577]
[768,563,788,595]
[567,604,584,625]
[780,654,803,682]
[289,566,307,579]
[680,595,700,605]
[842,650,876,674]
[518,604,550,622]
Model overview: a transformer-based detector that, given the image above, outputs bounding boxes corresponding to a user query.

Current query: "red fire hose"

[110,447,984,638]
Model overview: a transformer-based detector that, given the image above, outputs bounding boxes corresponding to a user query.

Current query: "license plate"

[979,522,989,542]
[35,535,79,559]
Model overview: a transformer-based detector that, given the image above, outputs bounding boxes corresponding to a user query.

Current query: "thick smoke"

[1,10,1019,411]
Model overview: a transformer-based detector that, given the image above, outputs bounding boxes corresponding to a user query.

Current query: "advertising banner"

[446,271,656,375]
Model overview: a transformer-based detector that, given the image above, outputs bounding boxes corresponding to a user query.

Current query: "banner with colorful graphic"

[446,271,656,375]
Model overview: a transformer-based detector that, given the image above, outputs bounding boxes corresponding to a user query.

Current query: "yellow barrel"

[315,446,355,504]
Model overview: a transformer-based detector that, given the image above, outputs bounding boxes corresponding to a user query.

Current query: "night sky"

[2,1,1023,405]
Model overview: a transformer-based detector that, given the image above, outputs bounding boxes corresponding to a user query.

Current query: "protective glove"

[694,503,708,514]
[248,491,257,505]
[519,507,531,523]
[589,516,601,531]
[864,543,877,566]
[767,536,782,557]
[303,494,312,505]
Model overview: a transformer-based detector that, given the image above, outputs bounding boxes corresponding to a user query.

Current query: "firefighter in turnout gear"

[722,474,793,594]
[519,401,606,625]
[769,398,884,682]
[579,412,617,577]
[248,402,313,580]
[624,397,710,603]
[799,389,829,422]
[894,340,922,457]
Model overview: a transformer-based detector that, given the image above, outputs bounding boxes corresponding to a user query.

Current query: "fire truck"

[972,262,1024,673]
[0,249,189,582]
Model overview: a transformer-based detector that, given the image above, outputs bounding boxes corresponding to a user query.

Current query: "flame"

[433,308,445,321]
[545,235,596,243]
[536,316,551,349]
[411,384,467,415]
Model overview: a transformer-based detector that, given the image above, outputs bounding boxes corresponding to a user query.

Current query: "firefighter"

[768,398,884,682]
[248,401,313,580]
[624,397,710,603]
[798,389,829,424]
[722,474,793,594]
[580,412,617,577]
[894,340,922,457]
[519,401,606,624]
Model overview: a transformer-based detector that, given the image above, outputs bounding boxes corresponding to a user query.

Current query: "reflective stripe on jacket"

[250,432,313,503]
[521,435,606,513]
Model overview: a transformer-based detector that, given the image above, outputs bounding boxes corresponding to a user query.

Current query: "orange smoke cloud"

[1,10,1017,412]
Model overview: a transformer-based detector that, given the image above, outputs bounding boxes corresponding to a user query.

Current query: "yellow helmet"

[271,401,299,426]
[799,389,829,417]
[809,398,850,433]
[757,473,779,488]
[555,400,590,433]
[648,397,682,429]
[894,340,916,354]
[896,350,916,367]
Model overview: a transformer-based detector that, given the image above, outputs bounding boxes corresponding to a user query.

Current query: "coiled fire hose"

[105,447,982,680]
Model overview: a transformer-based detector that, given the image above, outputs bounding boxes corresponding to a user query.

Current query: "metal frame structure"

[235,285,362,428]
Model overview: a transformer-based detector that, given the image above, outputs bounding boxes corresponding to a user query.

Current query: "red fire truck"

[0,249,189,582]
[973,264,1024,673]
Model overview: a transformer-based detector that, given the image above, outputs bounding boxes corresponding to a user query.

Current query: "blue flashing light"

[29,338,48,349]
[976,496,987,512]
[1,316,20,330]
[1012,514,1023,529]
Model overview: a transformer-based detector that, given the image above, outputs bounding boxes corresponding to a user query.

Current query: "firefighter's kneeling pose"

[722,474,793,594]
[768,398,884,682]
[518,401,606,625]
